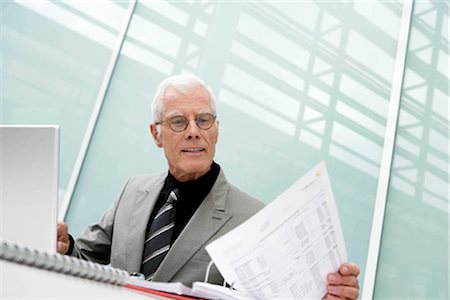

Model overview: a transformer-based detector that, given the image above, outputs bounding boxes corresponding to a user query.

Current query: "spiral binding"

[0,239,129,286]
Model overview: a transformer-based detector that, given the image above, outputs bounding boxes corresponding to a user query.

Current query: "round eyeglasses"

[155,113,216,132]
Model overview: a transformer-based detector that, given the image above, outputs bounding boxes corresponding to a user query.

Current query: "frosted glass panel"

[65,0,218,235]
[1,1,128,202]
[66,1,403,292]
[375,1,449,298]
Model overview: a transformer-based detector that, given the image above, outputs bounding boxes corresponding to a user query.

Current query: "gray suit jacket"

[71,169,264,286]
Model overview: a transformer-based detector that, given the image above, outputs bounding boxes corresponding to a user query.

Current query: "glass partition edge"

[361,1,414,299]
[59,0,138,221]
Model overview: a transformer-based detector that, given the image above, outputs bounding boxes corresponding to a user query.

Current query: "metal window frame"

[361,1,414,299]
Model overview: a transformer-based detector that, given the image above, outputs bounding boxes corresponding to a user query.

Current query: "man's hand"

[323,262,360,300]
[57,222,70,254]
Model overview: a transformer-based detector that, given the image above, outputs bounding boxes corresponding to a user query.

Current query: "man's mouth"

[182,148,205,153]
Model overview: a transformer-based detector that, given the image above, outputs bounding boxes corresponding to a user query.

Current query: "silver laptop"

[0,125,59,253]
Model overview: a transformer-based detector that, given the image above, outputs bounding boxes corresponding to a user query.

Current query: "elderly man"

[58,74,360,299]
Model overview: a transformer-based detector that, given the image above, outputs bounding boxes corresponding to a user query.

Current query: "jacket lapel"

[153,170,232,282]
[126,174,165,272]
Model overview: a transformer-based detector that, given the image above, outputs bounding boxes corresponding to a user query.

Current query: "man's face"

[150,85,219,182]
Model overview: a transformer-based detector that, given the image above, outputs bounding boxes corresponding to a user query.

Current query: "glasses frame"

[155,113,217,133]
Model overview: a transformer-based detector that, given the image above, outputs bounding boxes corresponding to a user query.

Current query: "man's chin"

[175,162,211,181]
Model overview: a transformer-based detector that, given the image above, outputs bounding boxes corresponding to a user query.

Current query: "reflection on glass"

[65,0,219,235]
[375,0,449,298]
[2,1,126,203]
[13,0,123,47]
[7,0,443,296]
[62,1,406,294]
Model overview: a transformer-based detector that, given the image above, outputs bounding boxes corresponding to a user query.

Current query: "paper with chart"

[206,161,347,300]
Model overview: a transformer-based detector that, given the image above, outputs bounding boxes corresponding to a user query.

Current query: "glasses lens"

[196,113,215,129]
[169,116,188,132]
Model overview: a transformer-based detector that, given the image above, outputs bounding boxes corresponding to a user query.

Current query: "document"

[126,277,194,296]
[126,278,247,300]
[206,161,347,299]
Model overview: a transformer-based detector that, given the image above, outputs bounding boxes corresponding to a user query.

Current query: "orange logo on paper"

[315,170,321,177]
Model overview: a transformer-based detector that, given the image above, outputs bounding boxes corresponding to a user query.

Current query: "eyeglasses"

[155,113,216,132]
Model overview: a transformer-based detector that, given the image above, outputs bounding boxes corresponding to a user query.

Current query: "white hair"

[151,74,216,122]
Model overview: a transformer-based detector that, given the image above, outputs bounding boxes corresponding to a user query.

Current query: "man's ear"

[214,120,219,145]
[150,124,163,148]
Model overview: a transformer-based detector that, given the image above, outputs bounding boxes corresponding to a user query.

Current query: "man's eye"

[198,114,212,124]
[171,118,186,126]
[197,117,208,124]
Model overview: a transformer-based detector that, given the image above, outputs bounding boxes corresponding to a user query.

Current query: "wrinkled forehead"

[162,85,213,116]
[163,84,210,100]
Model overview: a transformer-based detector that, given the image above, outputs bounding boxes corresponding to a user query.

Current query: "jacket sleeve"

[68,178,131,265]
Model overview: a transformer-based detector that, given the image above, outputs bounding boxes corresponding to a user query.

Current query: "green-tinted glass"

[374,1,449,298]
[1,1,127,204]
[66,4,403,294]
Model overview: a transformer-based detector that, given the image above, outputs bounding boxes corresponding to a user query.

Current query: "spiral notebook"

[0,239,244,299]
[0,239,129,286]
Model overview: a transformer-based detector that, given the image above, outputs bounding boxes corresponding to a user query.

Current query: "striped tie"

[140,189,179,280]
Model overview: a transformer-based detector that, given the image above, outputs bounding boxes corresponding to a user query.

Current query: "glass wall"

[374,0,449,298]
[2,1,448,298]
[65,1,404,291]
[1,1,128,202]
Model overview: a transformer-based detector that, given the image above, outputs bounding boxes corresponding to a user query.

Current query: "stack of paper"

[126,278,248,299]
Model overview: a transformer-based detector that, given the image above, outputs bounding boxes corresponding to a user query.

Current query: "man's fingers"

[57,222,68,234]
[57,241,69,254]
[322,293,343,300]
[327,272,358,287]
[57,222,70,254]
[339,262,360,276]
[327,284,359,300]
[325,263,360,299]
[57,222,69,242]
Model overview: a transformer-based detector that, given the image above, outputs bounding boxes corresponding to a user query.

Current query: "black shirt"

[145,162,220,242]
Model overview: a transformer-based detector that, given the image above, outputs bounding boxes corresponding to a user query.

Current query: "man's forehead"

[162,86,212,115]
[164,84,209,98]
[165,108,212,118]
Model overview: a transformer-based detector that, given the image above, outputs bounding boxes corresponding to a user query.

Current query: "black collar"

[165,161,220,203]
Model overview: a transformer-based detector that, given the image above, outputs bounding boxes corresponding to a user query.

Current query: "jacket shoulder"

[226,183,265,216]
[125,172,166,191]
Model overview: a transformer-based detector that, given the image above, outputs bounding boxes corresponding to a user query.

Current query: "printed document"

[206,161,347,299]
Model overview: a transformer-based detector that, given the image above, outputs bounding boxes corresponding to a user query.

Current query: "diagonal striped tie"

[140,188,179,280]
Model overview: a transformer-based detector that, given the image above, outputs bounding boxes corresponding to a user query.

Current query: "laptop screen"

[0,125,59,253]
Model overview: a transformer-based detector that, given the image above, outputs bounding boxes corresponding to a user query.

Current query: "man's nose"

[185,119,200,139]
